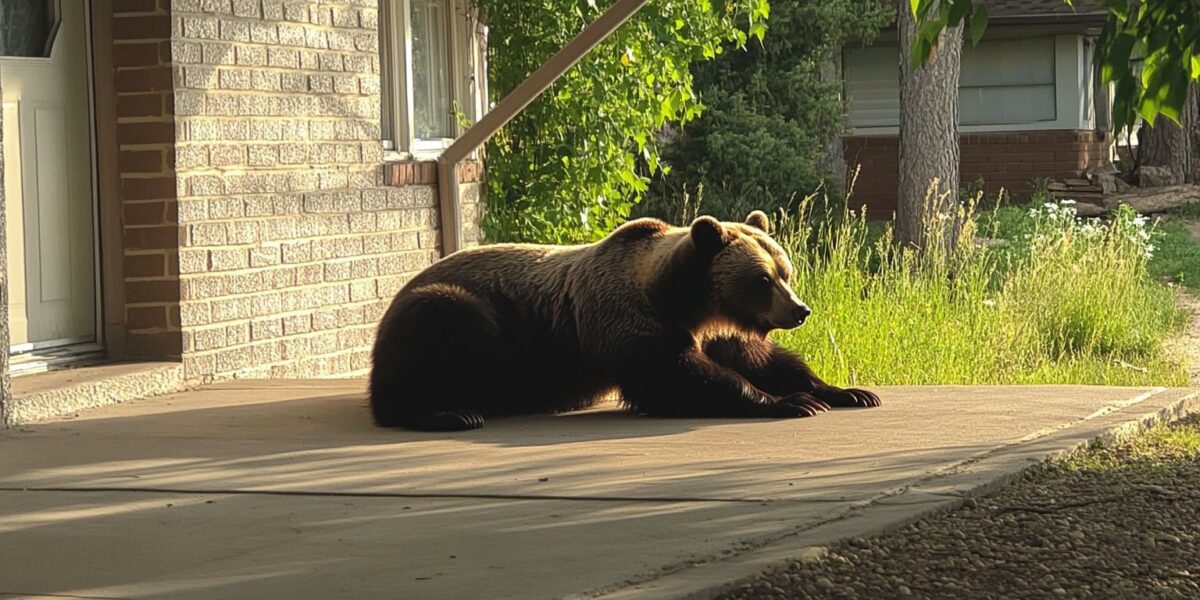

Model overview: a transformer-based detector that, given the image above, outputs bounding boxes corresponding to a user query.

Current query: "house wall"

[166,0,481,382]
[841,29,1109,216]
[844,130,1110,216]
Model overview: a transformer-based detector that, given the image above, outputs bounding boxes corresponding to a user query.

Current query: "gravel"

[718,415,1200,600]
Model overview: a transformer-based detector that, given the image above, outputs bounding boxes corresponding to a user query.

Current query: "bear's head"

[690,211,811,334]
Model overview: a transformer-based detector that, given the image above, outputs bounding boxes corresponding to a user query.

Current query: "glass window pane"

[0,0,59,58]
[410,0,452,140]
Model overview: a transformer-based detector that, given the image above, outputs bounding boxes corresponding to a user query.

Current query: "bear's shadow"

[394,404,868,448]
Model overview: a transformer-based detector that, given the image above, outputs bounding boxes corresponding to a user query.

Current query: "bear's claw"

[814,386,881,408]
[768,393,830,418]
[408,410,486,431]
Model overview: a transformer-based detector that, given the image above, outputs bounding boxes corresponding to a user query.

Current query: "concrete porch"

[0,382,1196,599]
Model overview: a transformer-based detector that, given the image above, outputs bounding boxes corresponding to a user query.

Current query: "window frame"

[381,0,481,161]
[842,33,1093,135]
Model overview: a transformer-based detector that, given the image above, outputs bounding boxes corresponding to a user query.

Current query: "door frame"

[89,0,127,361]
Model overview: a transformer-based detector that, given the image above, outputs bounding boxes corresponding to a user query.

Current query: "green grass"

[1151,221,1200,291]
[1059,414,1200,473]
[982,202,1200,292]
[767,197,1188,388]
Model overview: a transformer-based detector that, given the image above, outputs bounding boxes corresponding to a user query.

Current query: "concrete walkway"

[0,382,1196,600]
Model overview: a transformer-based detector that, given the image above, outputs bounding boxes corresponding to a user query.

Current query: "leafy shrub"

[637,0,894,222]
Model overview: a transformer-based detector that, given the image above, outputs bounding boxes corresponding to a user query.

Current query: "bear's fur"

[369,211,880,431]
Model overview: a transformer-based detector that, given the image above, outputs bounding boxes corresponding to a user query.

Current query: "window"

[844,36,1059,130]
[0,0,61,58]
[959,37,1056,125]
[381,0,485,157]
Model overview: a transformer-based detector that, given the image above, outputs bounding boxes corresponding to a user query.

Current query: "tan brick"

[276,241,309,265]
[249,22,278,43]
[281,314,312,336]
[209,248,249,271]
[251,317,283,340]
[226,323,251,346]
[180,301,212,326]
[349,280,376,302]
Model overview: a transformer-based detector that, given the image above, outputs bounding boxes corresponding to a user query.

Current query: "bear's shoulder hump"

[609,218,670,242]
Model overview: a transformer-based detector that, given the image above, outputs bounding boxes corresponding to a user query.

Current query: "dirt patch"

[1187,221,1200,244]
[1166,293,1200,386]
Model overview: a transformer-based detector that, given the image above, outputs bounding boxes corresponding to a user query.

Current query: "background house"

[0,0,487,424]
[841,0,1110,216]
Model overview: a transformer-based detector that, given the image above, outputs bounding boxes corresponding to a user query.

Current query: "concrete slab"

[0,381,1196,600]
[6,361,185,425]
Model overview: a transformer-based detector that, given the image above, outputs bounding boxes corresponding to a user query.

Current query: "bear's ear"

[690,216,729,253]
[745,210,770,233]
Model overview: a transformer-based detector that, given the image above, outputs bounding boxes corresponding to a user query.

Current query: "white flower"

[982,299,996,307]
[1060,199,1076,205]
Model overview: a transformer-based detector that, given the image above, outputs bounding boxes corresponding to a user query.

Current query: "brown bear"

[369,211,880,431]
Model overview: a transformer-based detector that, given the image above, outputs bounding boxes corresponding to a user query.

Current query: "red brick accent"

[382,158,484,187]
[843,130,1111,218]
[111,0,181,356]
[458,160,483,183]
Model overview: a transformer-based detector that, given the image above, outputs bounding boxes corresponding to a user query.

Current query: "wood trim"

[91,0,128,359]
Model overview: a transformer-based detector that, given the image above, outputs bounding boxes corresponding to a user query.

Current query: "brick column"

[171,1,442,382]
[113,0,182,357]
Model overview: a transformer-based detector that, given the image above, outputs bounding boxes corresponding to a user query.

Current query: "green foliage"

[1148,221,1200,290]
[474,0,769,243]
[637,0,894,222]
[766,196,1185,388]
[908,0,1200,132]
[1060,414,1200,473]
[985,202,1200,292]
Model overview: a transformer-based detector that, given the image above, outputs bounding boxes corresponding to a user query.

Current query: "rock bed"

[719,417,1200,600]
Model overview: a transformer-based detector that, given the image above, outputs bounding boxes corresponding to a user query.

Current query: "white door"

[1,0,97,351]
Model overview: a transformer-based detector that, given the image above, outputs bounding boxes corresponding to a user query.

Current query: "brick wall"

[113,0,183,357]
[167,0,477,382]
[844,130,1111,217]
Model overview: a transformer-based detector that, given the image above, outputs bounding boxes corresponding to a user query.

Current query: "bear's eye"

[758,275,772,288]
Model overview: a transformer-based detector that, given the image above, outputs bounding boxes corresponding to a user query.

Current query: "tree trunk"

[819,54,847,201]
[1137,83,1195,185]
[897,1,963,250]
[1188,84,1200,183]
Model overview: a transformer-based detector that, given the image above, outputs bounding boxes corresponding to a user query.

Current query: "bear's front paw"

[814,386,881,408]
[765,393,830,418]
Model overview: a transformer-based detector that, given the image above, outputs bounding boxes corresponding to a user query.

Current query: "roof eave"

[988,13,1108,26]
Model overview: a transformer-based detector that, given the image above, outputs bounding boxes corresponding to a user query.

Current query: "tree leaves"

[967,3,987,46]
[640,0,894,222]
[477,0,769,243]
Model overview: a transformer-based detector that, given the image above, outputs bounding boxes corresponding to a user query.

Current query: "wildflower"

[982,299,996,307]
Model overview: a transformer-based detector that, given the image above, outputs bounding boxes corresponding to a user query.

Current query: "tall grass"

[768,196,1187,387]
